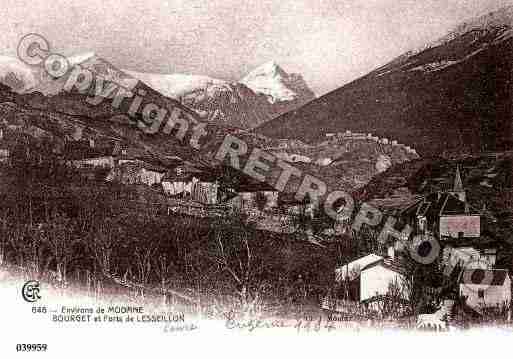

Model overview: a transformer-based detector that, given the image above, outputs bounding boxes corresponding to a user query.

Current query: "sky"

[0,0,512,95]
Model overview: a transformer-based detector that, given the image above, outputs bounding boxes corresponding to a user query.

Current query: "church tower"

[451,165,466,203]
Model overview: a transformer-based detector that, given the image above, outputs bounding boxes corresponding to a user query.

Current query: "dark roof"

[442,234,501,250]
[460,269,509,286]
[362,257,409,276]
[118,160,167,173]
[361,294,409,305]
[403,191,479,225]
[162,163,220,183]
[163,173,193,182]
[64,140,113,160]
[381,258,409,276]
[368,194,422,214]
[440,193,467,215]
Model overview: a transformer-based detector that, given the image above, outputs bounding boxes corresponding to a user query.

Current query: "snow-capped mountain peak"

[241,61,315,104]
[244,61,288,79]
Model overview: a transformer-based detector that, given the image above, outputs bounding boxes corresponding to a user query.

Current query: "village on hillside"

[2,122,512,331]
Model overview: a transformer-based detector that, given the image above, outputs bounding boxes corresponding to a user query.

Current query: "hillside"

[255,6,513,157]
[0,53,417,200]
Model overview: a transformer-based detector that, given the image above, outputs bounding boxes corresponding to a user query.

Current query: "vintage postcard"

[0,0,513,357]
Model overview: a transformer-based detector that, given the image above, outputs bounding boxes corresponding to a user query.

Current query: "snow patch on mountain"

[408,46,488,73]
[124,71,228,99]
[67,51,97,66]
[32,52,138,95]
[436,6,513,44]
[0,56,37,93]
[76,54,137,90]
[409,6,513,57]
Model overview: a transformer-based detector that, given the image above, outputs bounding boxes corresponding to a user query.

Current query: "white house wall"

[192,181,219,204]
[162,181,186,196]
[460,277,511,309]
[71,156,115,169]
[140,169,165,186]
[360,265,407,302]
[162,181,194,196]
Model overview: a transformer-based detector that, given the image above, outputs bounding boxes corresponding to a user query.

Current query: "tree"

[131,243,156,299]
[40,211,79,285]
[201,216,273,315]
[400,256,441,316]
[153,253,178,307]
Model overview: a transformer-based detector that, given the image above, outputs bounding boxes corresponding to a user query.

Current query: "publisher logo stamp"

[22,280,42,303]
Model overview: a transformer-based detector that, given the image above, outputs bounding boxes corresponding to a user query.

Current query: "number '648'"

[32,306,47,314]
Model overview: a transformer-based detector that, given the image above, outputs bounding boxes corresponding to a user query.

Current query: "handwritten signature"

[223,311,337,333]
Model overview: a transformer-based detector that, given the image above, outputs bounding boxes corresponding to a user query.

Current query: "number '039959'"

[16,344,48,352]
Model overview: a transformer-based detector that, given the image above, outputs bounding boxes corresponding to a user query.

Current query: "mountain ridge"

[125,61,315,129]
[0,53,316,130]
[255,6,513,157]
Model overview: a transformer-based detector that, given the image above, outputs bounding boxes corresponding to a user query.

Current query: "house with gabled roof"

[65,140,116,169]
[459,269,511,310]
[330,247,411,306]
[332,254,384,303]
[161,165,199,198]
[360,256,409,304]
[162,164,223,205]
[442,246,497,270]
[335,254,383,282]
